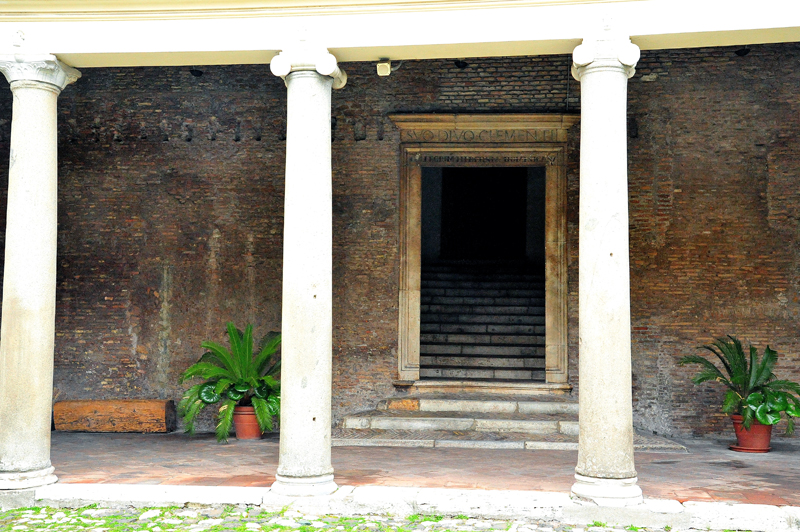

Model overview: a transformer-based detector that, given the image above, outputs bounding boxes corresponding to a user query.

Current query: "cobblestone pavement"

[0,505,754,532]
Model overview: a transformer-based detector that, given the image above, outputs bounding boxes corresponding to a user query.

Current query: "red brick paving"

[50,432,800,505]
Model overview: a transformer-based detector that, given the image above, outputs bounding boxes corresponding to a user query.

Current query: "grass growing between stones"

[0,505,732,532]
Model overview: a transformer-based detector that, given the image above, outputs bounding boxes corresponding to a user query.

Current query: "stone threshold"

[377,394,578,413]
[393,379,573,395]
[331,428,688,453]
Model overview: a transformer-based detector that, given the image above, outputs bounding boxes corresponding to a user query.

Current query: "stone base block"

[0,466,58,490]
[271,473,337,497]
[0,488,35,511]
[570,473,643,507]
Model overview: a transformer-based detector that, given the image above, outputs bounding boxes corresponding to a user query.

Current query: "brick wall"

[628,44,800,437]
[0,44,798,436]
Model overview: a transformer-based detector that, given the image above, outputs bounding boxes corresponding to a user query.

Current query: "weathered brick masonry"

[0,44,797,436]
[628,44,800,437]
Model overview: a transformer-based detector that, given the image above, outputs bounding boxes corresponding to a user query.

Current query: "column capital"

[0,54,81,93]
[270,43,347,89]
[571,24,640,82]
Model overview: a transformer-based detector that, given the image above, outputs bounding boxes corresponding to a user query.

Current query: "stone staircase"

[333,394,687,452]
[420,261,545,381]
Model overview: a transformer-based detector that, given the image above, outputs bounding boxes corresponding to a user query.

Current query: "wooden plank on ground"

[53,400,177,433]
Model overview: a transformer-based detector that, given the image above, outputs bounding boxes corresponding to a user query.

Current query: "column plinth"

[0,55,80,490]
[269,44,344,498]
[571,27,642,507]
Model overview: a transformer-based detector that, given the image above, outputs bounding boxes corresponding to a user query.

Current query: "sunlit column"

[269,42,346,497]
[571,25,643,507]
[0,54,80,490]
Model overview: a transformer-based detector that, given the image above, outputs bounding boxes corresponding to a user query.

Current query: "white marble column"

[0,55,80,490]
[269,43,346,497]
[570,27,643,507]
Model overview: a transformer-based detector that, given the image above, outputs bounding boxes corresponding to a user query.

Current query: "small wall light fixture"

[734,46,750,57]
[189,68,204,77]
[377,59,392,76]
[454,59,469,69]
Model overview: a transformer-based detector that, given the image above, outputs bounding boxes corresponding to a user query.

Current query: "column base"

[571,473,643,507]
[271,473,337,497]
[0,466,57,490]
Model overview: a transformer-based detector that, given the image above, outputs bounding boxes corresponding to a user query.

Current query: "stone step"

[422,288,546,297]
[422,280,545,290]
[420,323,546,335]
[420,356,545,369]
[422,264,541,272]
[407,381,572,395]
[421,304,546,315]
[420,333,545,345]
[421,296,546,306]
[420,368,545,380]
[422,262,538,270]
[331,427,688,453]
[377,395,580,415]
[420,344,545,356]
[422,272,545,282]
[421,314,546,325]
[341,410,576,434]
[420,263,546,383]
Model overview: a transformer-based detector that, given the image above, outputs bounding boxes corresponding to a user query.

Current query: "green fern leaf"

[180,362,234,383]
[266,393,281,416]
[251,396,273,433]
[226,322,246,378]
[214,378,234,395]
[182,398,207,435]
[255,333,282,376]
[764,379,800,395]
[241,324,254,379]
[750,345,777,390]
[202,340,240,379]
[215,398,236,443]
[177,383,204,416]
[679,355,731,388]
[698,342,734,380]
[722,389,741,414]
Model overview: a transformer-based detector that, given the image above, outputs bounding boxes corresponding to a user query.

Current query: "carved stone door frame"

[390,114,578,388]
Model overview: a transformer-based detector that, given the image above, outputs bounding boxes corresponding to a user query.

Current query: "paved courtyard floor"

[50,432,800,506]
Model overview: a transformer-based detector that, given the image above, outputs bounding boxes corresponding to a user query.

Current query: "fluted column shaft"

[269,44,346,497]
[571,28,643,507]
[0,55,80,490]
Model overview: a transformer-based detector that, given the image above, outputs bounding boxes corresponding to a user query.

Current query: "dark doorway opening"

[441,167,527,260]
[419,166,547,382]
[421,166,546,267]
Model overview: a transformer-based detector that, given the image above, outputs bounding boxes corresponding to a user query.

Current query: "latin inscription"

[411,154,557,165]
[401,129,560,143]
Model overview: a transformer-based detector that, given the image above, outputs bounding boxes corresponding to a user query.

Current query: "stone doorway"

[390,114,577,391]
[419,166,547,382]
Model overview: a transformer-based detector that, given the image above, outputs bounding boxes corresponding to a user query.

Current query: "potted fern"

[178,322,281,443]
[679,336,800,452]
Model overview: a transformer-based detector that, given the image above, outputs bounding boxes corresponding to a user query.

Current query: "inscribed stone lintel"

[390,114,579,145]
[408,153,559,166]
[400,128,564,143]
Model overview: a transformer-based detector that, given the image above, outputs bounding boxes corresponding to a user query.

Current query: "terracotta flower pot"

[730,414,772,453]
[233,406,262,440]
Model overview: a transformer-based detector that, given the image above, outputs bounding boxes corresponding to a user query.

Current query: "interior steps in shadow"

[420,261,545,382]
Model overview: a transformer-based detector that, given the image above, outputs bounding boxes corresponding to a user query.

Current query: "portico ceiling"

[0,0,798,67]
